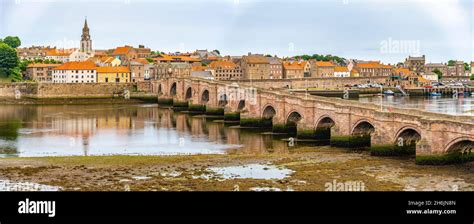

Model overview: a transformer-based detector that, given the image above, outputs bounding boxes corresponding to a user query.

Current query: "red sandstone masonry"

[155,78,474,155]
[0,82,153,98]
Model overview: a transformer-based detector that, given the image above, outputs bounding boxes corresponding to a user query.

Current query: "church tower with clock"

[80,18,92,54]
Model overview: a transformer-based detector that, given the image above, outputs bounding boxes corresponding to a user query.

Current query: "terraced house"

[45,48,74,63]
[334,66,350,77]
[282,61,307,79]
[268,57,283,79]
[17,46,53,61]
[96,66,131,83]
[207,61,242,80]
[241,54,270,79]
[156,62,191,79]
[129,58,150,82]
[353,61,393,77]
[25,63,60,82]
[310,60,335,77]
[404,55,425,75]
[52,61,97,83]
[112,46,138,64]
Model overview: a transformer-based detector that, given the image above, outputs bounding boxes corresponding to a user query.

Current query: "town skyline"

[1,0,472,64]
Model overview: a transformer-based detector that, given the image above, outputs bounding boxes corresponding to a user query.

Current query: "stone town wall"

[136,81,153,93]
[0,82,155,98]
[0,83,38,97]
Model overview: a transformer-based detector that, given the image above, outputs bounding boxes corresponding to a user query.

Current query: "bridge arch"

[201,89,209,104]
[158,84,162,95]
[185,87,192,100]
[285,110,303,134]
[170,82,177,97]
[351,119,375,136]
[262,105,276,119]
[394,126,422,146]
[314,115,336,140]
[237,100,246,111]
[286,110,303,124]
[218,93,228,107]
[445,137,474,154]
[315,115,336,129]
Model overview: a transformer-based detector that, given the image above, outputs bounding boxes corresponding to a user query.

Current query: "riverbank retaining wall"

[0,82,154,99]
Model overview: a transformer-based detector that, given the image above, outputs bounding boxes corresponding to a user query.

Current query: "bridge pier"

[154,77,473,165]
[223,105,240,122]
[206,106,224,116]
[157,97,173,106]
[239,112,272,128]
[224,112,240,121]
[172,97,189,111]
[188,104,206,114]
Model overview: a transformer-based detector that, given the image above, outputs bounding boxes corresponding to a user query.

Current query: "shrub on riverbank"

[206,108,224,116]
[330,135,370,148]
[272,124,296,135]
[224,112,240,121]
[370,144,415,156]
[416,153,474,165]
[157,98,173,106]
[188,104,206,113]
[172,101,189,108]
[240,118,272,128]
[0,145,17,154]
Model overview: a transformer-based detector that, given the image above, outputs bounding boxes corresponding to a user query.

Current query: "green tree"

[448,60,455,66]
[9,67,22,82]
[2,36,21,48]
[0,42,19,72]
[292,54,345,64]
[471,74,474,80]
[464,62,470,71]
[433,68,443,80]
[19,60,31,73]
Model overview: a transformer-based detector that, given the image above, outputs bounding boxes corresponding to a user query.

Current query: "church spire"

[84,17,88,30]
[81,17,90,41]
[80,17,92,54]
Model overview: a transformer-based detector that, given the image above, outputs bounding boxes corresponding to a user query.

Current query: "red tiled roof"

[27,63,61,68]
[113,46,132,55]
[208,61,237,69]
[315,61,335,67]
[283,61,305,70]
[53,61,97,70]
[334,66,349,72]
[96,66,130,73]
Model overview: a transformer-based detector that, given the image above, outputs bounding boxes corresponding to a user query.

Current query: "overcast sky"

[0,0,472,64]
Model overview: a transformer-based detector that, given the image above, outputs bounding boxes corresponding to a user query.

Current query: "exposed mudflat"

[0,147,473,191]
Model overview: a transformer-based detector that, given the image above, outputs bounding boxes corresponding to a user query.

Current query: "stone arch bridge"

[152,78,474,157]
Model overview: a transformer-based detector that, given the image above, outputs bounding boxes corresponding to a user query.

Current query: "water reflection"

[357,95,473,116]
[0,104,293,157]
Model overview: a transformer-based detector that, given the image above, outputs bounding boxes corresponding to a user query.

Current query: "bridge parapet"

[153,78,473,156]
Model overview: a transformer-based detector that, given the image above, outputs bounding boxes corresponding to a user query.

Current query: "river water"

[357,95,474,116]
[0,104,289,157]
[0,104,473,191]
